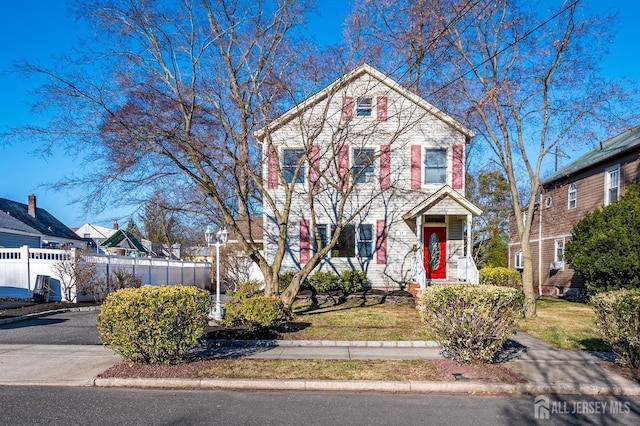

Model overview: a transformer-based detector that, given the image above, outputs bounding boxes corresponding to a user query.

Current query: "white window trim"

[604,165,620,206]
[422,147,449,186]
[352,148,377,185]
[568,182,577,209]
[356,223,374,259]
[514,250,523,270]
[552,238,565,271]
[281,147,306,185]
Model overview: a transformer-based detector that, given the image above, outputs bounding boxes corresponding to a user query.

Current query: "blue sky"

[0,0,638,228]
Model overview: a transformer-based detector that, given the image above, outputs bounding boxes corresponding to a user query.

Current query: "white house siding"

[261,65,477,289]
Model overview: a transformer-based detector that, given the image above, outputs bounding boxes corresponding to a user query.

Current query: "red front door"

[424,226,447,280]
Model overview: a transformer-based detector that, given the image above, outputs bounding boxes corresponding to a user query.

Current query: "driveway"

[0,310,102,345]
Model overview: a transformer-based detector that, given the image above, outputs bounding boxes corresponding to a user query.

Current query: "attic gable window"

[356,97,372,116]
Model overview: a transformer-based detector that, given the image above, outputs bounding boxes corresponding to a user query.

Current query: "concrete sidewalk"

[1,307,639,395]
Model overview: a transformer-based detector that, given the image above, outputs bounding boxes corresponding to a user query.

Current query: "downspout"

[538,191,543,296]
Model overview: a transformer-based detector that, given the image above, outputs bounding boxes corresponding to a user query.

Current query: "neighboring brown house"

[508,126,640,296]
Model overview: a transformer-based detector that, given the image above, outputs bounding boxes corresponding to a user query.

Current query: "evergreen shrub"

[418,284,524,363]
[479,267,522,289]
[591,289,640,369]
[96,285,209,364]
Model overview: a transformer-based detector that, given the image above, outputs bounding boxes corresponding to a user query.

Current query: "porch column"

[416,214,423,246]
[466,214,472,258]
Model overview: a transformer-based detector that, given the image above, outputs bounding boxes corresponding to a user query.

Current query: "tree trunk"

[521,234,537,318]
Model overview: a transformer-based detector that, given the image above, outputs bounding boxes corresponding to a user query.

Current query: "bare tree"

[53,248,101,302]
[347,0,638,317]
[436,0,638,316]
[9,0,414,309]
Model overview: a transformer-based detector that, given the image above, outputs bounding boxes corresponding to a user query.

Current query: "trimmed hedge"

[479,267,522,289]
[96,285,209,364]
[418,284,524,363]
[591,289,640,369]
[223,292,285,331]
[339,270,367,294]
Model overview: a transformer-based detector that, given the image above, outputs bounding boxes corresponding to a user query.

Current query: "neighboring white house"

[74,222,119,252]
[258,64,482,289]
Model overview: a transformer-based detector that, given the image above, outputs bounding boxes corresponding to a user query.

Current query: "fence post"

[20,245,30,297]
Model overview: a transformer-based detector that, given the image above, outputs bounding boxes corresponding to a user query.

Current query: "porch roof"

[402,185,483,221]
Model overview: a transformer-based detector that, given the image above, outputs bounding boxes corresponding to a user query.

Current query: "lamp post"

[205,225,229,321]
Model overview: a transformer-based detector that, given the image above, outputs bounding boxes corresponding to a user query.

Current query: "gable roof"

[542,126,640,185]
[99,229,149,254]
[0,211,41,236]
[256,63,474,141]
[402,185,483,220]
[0,197,81,241]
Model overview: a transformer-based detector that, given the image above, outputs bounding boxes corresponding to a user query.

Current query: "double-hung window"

[356,224,374,259]
[353,148,375,184]
[282,148,305,184]
[605,166,619,206]
[424,148,447,184]
[568,183,577,209]
[514,250,523,269]
[313,224,330,254]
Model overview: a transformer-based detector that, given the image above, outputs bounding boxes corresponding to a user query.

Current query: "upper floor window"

[353,148,375,184]
[568,183,577,209]
[605,166,619,206]
[282,148,305,184]
[424,148,447,184]
[356,97,372,117]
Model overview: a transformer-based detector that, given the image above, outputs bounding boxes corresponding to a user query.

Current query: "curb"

[0,306,101,325]
[208,339,441,348]
[93,377,640,396]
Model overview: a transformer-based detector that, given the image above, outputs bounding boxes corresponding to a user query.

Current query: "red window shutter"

[376,220,387,264]
[341,97,353,121]
[309,145,320,190]
[380,144,391,189]
[339,145,349,189]
[376,96,387,121]
[411,145,421,189]
[300,219,310,264]
[452,144,464,190]
[267,144,279,189]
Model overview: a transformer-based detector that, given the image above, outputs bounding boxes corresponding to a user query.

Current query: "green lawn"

[517,297,610,351]
[283,299,433,341]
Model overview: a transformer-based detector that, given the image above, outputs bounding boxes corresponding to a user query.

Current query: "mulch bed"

[0,298,98,319]
[99,358,526,383]
[598,362,640,384]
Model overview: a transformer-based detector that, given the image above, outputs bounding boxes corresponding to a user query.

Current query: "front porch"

[402,185,483,292]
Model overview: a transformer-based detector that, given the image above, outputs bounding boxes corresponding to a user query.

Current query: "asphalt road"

[2,386,639,426]
[0,310,102,345]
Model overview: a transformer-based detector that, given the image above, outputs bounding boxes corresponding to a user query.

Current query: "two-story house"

[258,64,481,290]
[508,126,640,296]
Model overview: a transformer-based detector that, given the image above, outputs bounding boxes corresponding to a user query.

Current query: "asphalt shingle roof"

[542,126,640,185]
[0,197,81,241]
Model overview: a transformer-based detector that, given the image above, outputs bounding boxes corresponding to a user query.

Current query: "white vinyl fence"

[0,246,211,301]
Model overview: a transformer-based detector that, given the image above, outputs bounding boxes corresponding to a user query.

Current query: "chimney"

[28,194,36,218]
[113,220,119,230]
